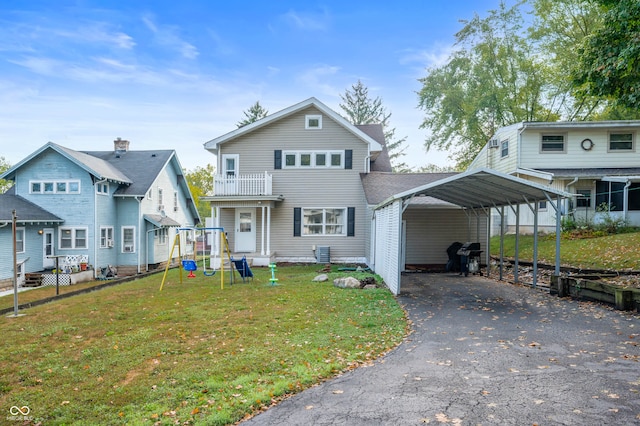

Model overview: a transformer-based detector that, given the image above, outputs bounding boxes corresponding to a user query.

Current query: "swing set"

[159,227,232,291]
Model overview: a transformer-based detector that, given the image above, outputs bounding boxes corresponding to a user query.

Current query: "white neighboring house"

[468,120,640,233]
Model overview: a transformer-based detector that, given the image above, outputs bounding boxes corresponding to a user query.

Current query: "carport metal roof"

[372,168,574,294]
[376,168,573,210]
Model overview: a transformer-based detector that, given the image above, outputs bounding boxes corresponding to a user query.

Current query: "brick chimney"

[114,137,130,154]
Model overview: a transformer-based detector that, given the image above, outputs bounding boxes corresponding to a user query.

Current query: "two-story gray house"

[202,98,573,295]
[0,139,200,288]
[202,97,390,266]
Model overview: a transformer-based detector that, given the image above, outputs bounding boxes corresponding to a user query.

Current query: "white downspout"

[565,177,579,216]
[94,178,107,279]
[363,154,371,173]
[624,179,632,222]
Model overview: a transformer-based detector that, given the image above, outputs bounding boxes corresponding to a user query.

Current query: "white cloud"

[282,8,329,31]
[296,65,342,97]
[141,13,199,60]
[399,43,456,70]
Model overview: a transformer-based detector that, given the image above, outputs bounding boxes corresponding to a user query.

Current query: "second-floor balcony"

[213,172,272,196]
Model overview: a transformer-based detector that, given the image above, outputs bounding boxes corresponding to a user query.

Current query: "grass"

[0,265,407,425]
[490,231,640,271]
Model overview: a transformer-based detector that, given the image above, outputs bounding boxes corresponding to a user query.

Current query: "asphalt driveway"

[242,273,640,425]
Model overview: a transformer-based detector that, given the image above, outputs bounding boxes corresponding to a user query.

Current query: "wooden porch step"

[24,273,43,287]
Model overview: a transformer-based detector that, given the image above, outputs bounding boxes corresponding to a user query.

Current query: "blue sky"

[1,0,509,171]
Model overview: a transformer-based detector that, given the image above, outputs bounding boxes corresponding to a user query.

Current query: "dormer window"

[305,115,322,129]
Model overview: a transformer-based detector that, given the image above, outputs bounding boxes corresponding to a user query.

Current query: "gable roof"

[0,188,64,225]
[1,142,199,222]
[356,124,392,172]
[84,149,175,196]
[360,172,458,205]
[1,142,132,184]
[203,97,384,154]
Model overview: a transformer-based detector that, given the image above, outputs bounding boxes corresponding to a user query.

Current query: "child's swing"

[181,258,197,278]
[181,229,217,277]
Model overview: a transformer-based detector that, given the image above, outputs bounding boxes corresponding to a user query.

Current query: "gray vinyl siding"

[218,106,370,261]
[403,208,487,265]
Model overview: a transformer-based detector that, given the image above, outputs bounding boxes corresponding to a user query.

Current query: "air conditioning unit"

[157,204,164,211]
[489,138,500,148]
[106,239,114,248]
[316,246,330,263]
[124,245,134,252]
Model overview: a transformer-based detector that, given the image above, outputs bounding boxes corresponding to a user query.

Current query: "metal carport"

[372,168,573,295]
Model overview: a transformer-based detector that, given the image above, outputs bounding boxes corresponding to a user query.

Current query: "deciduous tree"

[185,163,215,220]
[0,157,13,193]
[418,1,556,169]
[572,0,640,110]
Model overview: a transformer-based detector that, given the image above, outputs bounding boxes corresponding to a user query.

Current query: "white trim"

[305,114,322,129]
[203,97,383,154]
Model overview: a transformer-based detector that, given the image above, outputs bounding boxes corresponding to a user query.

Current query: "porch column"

[260,206,265,256]
[266,206,271,255]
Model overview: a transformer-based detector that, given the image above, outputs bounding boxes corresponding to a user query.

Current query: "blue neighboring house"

[0,138,200,288]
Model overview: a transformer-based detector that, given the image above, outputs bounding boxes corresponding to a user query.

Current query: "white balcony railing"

[213,172,272,196]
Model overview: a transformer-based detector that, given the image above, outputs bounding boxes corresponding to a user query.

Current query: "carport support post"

[554,194,561,277]
[514,203,520,284]
[499,206,505,281]
[532,202,539,288]
[485,208,491,278]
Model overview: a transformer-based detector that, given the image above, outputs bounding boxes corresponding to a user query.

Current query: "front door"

[43,228,54,269]
[222,154,239,194]
[235,209,255,253]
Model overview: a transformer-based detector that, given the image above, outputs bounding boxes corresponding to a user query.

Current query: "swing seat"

[231,256,253,282]
[182,260,197,278]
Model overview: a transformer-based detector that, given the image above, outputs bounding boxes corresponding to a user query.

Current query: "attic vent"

[151,153,156,157]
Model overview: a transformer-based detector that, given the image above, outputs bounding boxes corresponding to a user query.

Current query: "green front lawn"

[490,231,640,271]
[0,265,407,425]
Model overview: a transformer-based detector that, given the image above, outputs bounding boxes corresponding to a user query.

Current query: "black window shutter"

[274,150,282,169]
[345,149,352,169]
[293,207,301,237]
[347,207,355,236]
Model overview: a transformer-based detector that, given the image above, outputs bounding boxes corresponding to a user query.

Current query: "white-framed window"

[122,226,136,253]
[173,191,179,211]
[540,134,566,153]
[609,132,634,151]
[500,140,509,158]
[16,228,25,253]
[282,151,344,168]
[305,114,322,129]
[96,182,109,195]
[157,188,164,211]
[538,201,547,211]
[154,228,168,244]
[59,227,88,249]
[576,189,592,208]
[303,208,346,235]
[30,180,81,194]
[100,227,114,248]
[147,188,153,200]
